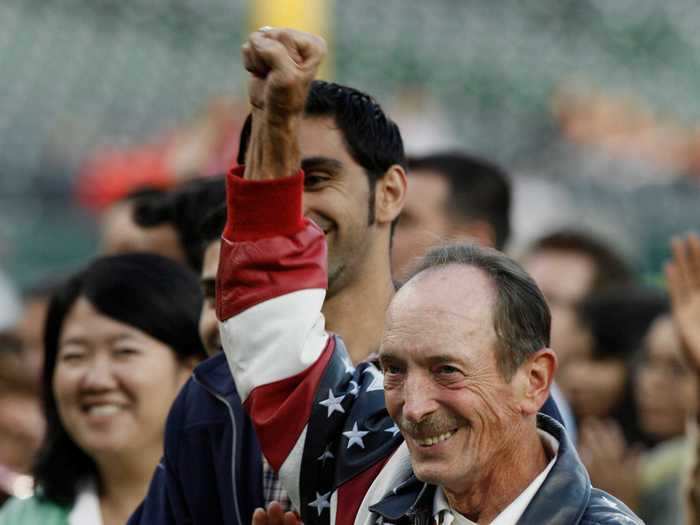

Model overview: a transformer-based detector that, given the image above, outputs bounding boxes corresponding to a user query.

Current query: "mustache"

[398,411,465,438]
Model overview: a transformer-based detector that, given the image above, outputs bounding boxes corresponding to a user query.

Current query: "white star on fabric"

[363,366,384,391]
[317,446,335,465]
[342,357,355,375]
[384,423,400,437]
[343,422,370,449]
[319,389,346,417]
[308,491,332,516]
[347,380,360,397]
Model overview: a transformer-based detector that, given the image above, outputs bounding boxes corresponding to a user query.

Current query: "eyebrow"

[60,333,140,347]
[301,156,343,174]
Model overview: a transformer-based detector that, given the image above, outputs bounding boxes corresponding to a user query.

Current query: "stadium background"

[0,0,699,288]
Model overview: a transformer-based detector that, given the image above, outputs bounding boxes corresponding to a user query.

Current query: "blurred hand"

[242,28,326,122]
[666,234,700,373]
[579,418,640,510]
[252,502,301,525]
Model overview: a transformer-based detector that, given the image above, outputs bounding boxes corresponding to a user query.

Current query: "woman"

[0,253,205,524]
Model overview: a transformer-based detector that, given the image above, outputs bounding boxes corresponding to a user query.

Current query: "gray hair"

[407,243,551,380]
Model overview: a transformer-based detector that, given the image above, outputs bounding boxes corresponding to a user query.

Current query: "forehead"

[60,297,138,343]
[382,265,497,359]
[298,117,356,167]
[524,249,595,304]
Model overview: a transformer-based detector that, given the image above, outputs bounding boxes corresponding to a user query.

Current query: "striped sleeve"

[216,167,403,523]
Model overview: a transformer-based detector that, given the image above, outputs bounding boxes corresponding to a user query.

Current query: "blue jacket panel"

[128,352,264,525]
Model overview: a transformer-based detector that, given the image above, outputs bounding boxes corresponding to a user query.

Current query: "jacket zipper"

[192,374,243,525]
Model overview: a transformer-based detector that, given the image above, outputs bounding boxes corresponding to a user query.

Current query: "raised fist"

[242,27,326,122]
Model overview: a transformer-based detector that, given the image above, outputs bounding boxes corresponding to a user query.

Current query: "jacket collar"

[369,414,589,524]
[192,351,238,398]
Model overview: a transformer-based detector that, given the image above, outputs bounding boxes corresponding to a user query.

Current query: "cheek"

[383,390,402,421]
[52,366,78,408]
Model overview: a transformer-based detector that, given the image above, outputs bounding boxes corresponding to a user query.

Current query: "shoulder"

[0,495,69,524]
[580,489,644,524]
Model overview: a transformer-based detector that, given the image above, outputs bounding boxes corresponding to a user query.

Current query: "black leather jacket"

[369,415,643,525]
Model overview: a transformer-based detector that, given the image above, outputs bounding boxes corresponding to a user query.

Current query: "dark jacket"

[369,415,643,525]
[128,352,264,525]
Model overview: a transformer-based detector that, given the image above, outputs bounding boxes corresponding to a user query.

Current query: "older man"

[219,27,639,525]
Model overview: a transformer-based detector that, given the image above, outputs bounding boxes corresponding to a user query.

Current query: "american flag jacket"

[216,168,642,525]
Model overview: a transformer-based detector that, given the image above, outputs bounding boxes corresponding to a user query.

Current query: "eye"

[434,365,461,376]
[304,172,329,190]
[60,351,85,363]
[113,347,140,359]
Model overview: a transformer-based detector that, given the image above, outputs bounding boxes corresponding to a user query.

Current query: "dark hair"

[133,176,226,271]
[305,81,406,178]
[198,205,227,248]
[407,152,511,249]
[408,243,550,380]
[527,229,634,292]
[577,285,668,361]
[34,253,205,506]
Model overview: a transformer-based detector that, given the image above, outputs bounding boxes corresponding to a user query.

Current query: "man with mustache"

[219,27,641,524]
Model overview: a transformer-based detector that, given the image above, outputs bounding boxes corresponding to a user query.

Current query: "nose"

[81,354,117,391]
[401,373,439,424]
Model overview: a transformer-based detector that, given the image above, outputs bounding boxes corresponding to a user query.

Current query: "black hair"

[132,176,226,271]
[407,152,512,250]
[34,253,205,506]
[408,243,550,380]
[577,285,668,361]
[198,205,227,248]
[527,229,635,292]
[306,81,405,225]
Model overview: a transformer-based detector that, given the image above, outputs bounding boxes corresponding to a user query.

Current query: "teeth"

[416,430,455,446]
[87,405,121,416]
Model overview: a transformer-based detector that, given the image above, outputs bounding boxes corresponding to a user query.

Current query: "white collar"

[68,480,103,525]
[433,429,559,525]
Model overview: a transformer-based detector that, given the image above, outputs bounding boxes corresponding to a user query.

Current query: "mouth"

[81,402,124,417]
[413,429,458,448]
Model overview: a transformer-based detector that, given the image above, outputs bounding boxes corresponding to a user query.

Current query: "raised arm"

[217,29,402,524]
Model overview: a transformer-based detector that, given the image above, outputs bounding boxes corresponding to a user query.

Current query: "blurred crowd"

[0,21,700,525]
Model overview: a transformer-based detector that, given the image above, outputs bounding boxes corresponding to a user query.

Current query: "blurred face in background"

[100,201,187,264]
[523,249,596,377]
[53,297,193,463]
[636,315,697,440]
[392,170,450,281]
[198,241,221,355]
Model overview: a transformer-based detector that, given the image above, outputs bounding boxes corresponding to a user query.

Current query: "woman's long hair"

[34,253,206,506]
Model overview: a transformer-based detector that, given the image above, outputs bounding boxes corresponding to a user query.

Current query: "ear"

[449,220,496,249]
[374,164,407,226]
[517,348,557,416]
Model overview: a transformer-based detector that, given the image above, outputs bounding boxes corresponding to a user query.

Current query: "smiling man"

[219,27,641,525]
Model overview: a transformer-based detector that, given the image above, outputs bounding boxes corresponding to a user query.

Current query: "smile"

[82,403,123,416]
[414,429,457,447]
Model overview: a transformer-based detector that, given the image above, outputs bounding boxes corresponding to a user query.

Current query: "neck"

[95,444,161,525]
[445,425,549,524]
[322,242,395,363]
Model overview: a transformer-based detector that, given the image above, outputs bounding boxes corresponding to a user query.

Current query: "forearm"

[244,108,301,182]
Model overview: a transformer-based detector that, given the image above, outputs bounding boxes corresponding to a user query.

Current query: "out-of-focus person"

[99,177,226,273]
[0,254,205,524]
[522,230,635,375]
[0,281,59,505]
[565,286,667,437]
[391,151,511,282]
[665,233,700,524]
[633,313,696,525]
[99,188,186,264]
